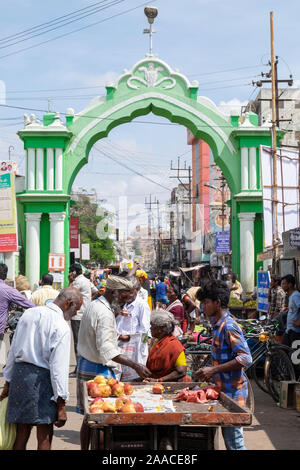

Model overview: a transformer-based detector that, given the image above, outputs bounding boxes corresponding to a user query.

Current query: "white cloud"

[218,98,248,116]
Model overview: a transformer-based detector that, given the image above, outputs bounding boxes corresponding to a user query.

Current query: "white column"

[25,213,42,290]
[46,148,54,190]
[55,148,63,191]
[4,252,15,281]
[36,148,44,190]
[27,148,35,190]
[249,147,257,190]
[49,212,65,254]
[241,147,249,190]
[238,212,256,293]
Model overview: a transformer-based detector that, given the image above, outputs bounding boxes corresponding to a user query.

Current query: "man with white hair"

[76,274,151,450]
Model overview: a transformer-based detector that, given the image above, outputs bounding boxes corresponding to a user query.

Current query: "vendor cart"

[84,382,252,450]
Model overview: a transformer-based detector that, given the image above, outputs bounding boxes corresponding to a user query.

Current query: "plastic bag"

[0,397,16,450]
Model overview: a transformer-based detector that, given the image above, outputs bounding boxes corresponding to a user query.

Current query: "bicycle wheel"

[249,361,270,394]
[265,349,296,403]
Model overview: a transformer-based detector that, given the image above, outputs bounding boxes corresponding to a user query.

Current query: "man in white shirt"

[76,274,151,449]
[69,263,93,375]
[0,287,83,450]
[116,279,151,381]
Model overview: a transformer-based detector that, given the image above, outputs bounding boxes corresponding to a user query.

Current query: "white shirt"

[77,296,122,369]
[3,303,71,402]
[116,297,151,336]
[71,274,92,320]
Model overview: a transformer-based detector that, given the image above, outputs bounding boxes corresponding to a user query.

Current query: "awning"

[169,271,181,277]
[179,264,207,273]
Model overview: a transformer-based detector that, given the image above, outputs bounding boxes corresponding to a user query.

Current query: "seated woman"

[146,309,191,383]
[166,284,187,333]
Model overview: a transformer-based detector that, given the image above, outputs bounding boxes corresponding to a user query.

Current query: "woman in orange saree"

[146,310,191,383]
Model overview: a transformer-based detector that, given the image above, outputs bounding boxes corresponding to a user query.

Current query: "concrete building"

[248,87,300,148]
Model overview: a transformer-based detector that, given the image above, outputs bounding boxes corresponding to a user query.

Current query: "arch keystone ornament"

[16,9,284,289]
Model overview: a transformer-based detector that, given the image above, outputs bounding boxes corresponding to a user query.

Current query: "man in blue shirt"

[155,279,168,306]
[281,274,300,347]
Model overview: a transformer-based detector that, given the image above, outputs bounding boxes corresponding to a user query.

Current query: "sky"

[0,0,300,234]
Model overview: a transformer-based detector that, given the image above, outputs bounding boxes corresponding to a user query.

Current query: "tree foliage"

[70,193,116,266]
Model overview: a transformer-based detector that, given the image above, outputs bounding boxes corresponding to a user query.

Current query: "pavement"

[1,332,300,451]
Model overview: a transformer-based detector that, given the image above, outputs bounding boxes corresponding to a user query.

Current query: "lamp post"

[144,6,158,55]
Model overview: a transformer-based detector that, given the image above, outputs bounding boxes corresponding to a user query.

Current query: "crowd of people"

[0,260,299,451]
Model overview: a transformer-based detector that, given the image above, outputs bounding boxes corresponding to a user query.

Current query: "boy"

[195,280,252,450]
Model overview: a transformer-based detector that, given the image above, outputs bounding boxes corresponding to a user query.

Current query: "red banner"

[70,216,79,249]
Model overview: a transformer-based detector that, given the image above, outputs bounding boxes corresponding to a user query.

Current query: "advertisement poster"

[0,172,18,252]
[70,216,79,249]
[215,231,230,253]
[257,270,271,313]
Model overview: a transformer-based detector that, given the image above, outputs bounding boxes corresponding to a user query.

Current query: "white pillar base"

[49,212,65,254]
[25,213,42,290]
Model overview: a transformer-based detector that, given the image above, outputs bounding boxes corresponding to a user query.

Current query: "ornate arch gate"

[17,54,274,290]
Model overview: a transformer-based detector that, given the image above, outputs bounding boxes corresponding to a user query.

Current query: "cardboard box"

[279,381,298,408]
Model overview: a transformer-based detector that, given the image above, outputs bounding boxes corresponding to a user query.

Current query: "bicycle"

[244,321,296,402]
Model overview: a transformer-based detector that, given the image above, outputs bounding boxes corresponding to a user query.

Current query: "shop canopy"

[179,264,207,273]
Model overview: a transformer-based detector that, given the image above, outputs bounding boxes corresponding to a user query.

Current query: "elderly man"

[76,275,151,450]
[0,287,83,450]
[116,277,151,381]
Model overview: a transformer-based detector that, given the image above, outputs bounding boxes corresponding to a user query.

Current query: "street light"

[144,6,158,55]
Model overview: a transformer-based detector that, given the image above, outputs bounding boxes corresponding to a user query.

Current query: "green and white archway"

[17,54,277,290]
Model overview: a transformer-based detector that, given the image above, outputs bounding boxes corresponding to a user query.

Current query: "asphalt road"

[1,332,300,451]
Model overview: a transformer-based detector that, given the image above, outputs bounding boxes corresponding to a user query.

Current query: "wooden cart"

[84,382,252,450]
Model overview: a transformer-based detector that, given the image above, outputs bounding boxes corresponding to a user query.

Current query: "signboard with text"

[215,231,230,253]
[0,173,18,252]
[257,270,270,313]
[48,253,65,272]
[70,216,79,249]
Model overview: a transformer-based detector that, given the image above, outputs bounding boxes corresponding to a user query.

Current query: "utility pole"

[170,157,193,267]
[145,195,161,273]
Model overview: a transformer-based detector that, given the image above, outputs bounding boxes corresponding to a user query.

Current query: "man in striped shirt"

[195,280,252,450]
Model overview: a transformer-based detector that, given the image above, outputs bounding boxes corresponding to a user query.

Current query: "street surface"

[1,332,300,451]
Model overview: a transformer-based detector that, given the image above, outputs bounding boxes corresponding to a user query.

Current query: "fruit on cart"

[115,396,132,411]
[111,383,125,397]
[174,385,220,403]
[119,403,137,413]
[133,402,144,412]
[152,383,165,394]
[89,397,105,413]
[90,397,104,406]
[102,401,116,413]
[89,405,104,414]
[94,375,108,384]
[97,384,112,398]
[107,377,118,387]
[123,384,134,395]
[86,382,103,398]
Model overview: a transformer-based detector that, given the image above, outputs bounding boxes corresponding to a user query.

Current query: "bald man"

[0,287,83,450]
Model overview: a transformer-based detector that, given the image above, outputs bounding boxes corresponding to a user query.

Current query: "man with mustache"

[76,274,151,449]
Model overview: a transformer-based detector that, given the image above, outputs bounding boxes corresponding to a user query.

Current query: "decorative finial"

[143,6,158,55]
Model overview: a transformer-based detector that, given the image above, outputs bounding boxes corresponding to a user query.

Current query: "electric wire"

[0,1,124,50]
[0,1,157,60]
